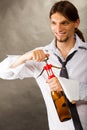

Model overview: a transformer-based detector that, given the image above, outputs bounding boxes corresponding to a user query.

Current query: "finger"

[32,50,40,61]
[38,52,49,62]
[38,51,45,61]
[45,53,50,58]
[46,77,56,83]
[32,50,43,61]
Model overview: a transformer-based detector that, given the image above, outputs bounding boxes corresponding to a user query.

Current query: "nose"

[56,24,62,32]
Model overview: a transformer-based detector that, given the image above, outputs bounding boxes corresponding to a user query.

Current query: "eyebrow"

[51,19,70,24]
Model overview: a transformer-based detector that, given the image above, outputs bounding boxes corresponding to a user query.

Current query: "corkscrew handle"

[43,63,55,78]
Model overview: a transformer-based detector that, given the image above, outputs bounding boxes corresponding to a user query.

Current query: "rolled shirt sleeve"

[0,55,37,80]
[58,77,87,102]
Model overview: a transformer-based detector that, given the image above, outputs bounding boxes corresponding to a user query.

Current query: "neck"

[56,37,76,59]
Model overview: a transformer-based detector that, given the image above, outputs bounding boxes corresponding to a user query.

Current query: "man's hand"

[10,49,49,68]
[29,49,49,62]
[46,77,63,92]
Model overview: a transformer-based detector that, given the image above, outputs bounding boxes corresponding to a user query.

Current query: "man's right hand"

[10,49,49,68]
[29,49,49,62]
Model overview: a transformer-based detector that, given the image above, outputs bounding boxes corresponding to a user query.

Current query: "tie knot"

[62,62,66,67]
[56,50,77,79]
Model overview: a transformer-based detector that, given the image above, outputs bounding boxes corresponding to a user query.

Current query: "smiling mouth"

[55,32,66,37]
[57,33,64,36]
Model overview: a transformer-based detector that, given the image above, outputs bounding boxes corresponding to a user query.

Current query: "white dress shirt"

[0,35,87,130]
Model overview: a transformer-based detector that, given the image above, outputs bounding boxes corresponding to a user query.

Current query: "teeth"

[56,32,65,36]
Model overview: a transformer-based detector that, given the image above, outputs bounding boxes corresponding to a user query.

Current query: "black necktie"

[57,51,77,78]
[57,51,83,130]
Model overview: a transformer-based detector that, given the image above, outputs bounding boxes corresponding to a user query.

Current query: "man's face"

[50,12,79,43]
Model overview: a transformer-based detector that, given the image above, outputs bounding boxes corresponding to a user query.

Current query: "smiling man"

[0,1,87,130]
[50,11,80,59]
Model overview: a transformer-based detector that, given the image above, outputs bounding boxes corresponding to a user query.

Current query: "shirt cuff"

[58,77,79,103]
[79,82,87,101]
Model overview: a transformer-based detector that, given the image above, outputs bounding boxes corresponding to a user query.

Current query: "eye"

[51,21,56,25]
[62,21,70,25]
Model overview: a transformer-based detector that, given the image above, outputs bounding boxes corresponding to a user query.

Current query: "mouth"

[55,32,66,37]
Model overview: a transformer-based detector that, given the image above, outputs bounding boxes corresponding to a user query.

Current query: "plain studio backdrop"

[0,0,87,130]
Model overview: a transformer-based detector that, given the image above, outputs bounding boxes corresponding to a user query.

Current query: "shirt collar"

[50,34,87,56]
[75,34,87,50]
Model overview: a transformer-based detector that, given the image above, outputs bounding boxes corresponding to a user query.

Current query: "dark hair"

[49,1,85,42]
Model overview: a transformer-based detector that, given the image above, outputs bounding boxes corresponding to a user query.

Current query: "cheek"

[67,25,75,32]
[68,27,75,34]
[51,25,56,33]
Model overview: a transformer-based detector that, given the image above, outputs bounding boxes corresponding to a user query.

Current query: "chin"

[57,37,69,42]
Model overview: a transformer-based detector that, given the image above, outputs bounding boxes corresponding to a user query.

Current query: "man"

[0,1,87,130]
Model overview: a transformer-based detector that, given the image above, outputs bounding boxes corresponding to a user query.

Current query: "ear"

[75,19,80,28]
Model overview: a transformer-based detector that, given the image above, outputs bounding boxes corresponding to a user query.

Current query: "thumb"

[45,53,50,59]
[45,53,50,57]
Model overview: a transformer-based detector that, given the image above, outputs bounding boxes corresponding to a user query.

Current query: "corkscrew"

[37,57,61,78]
[37,58,71,122]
